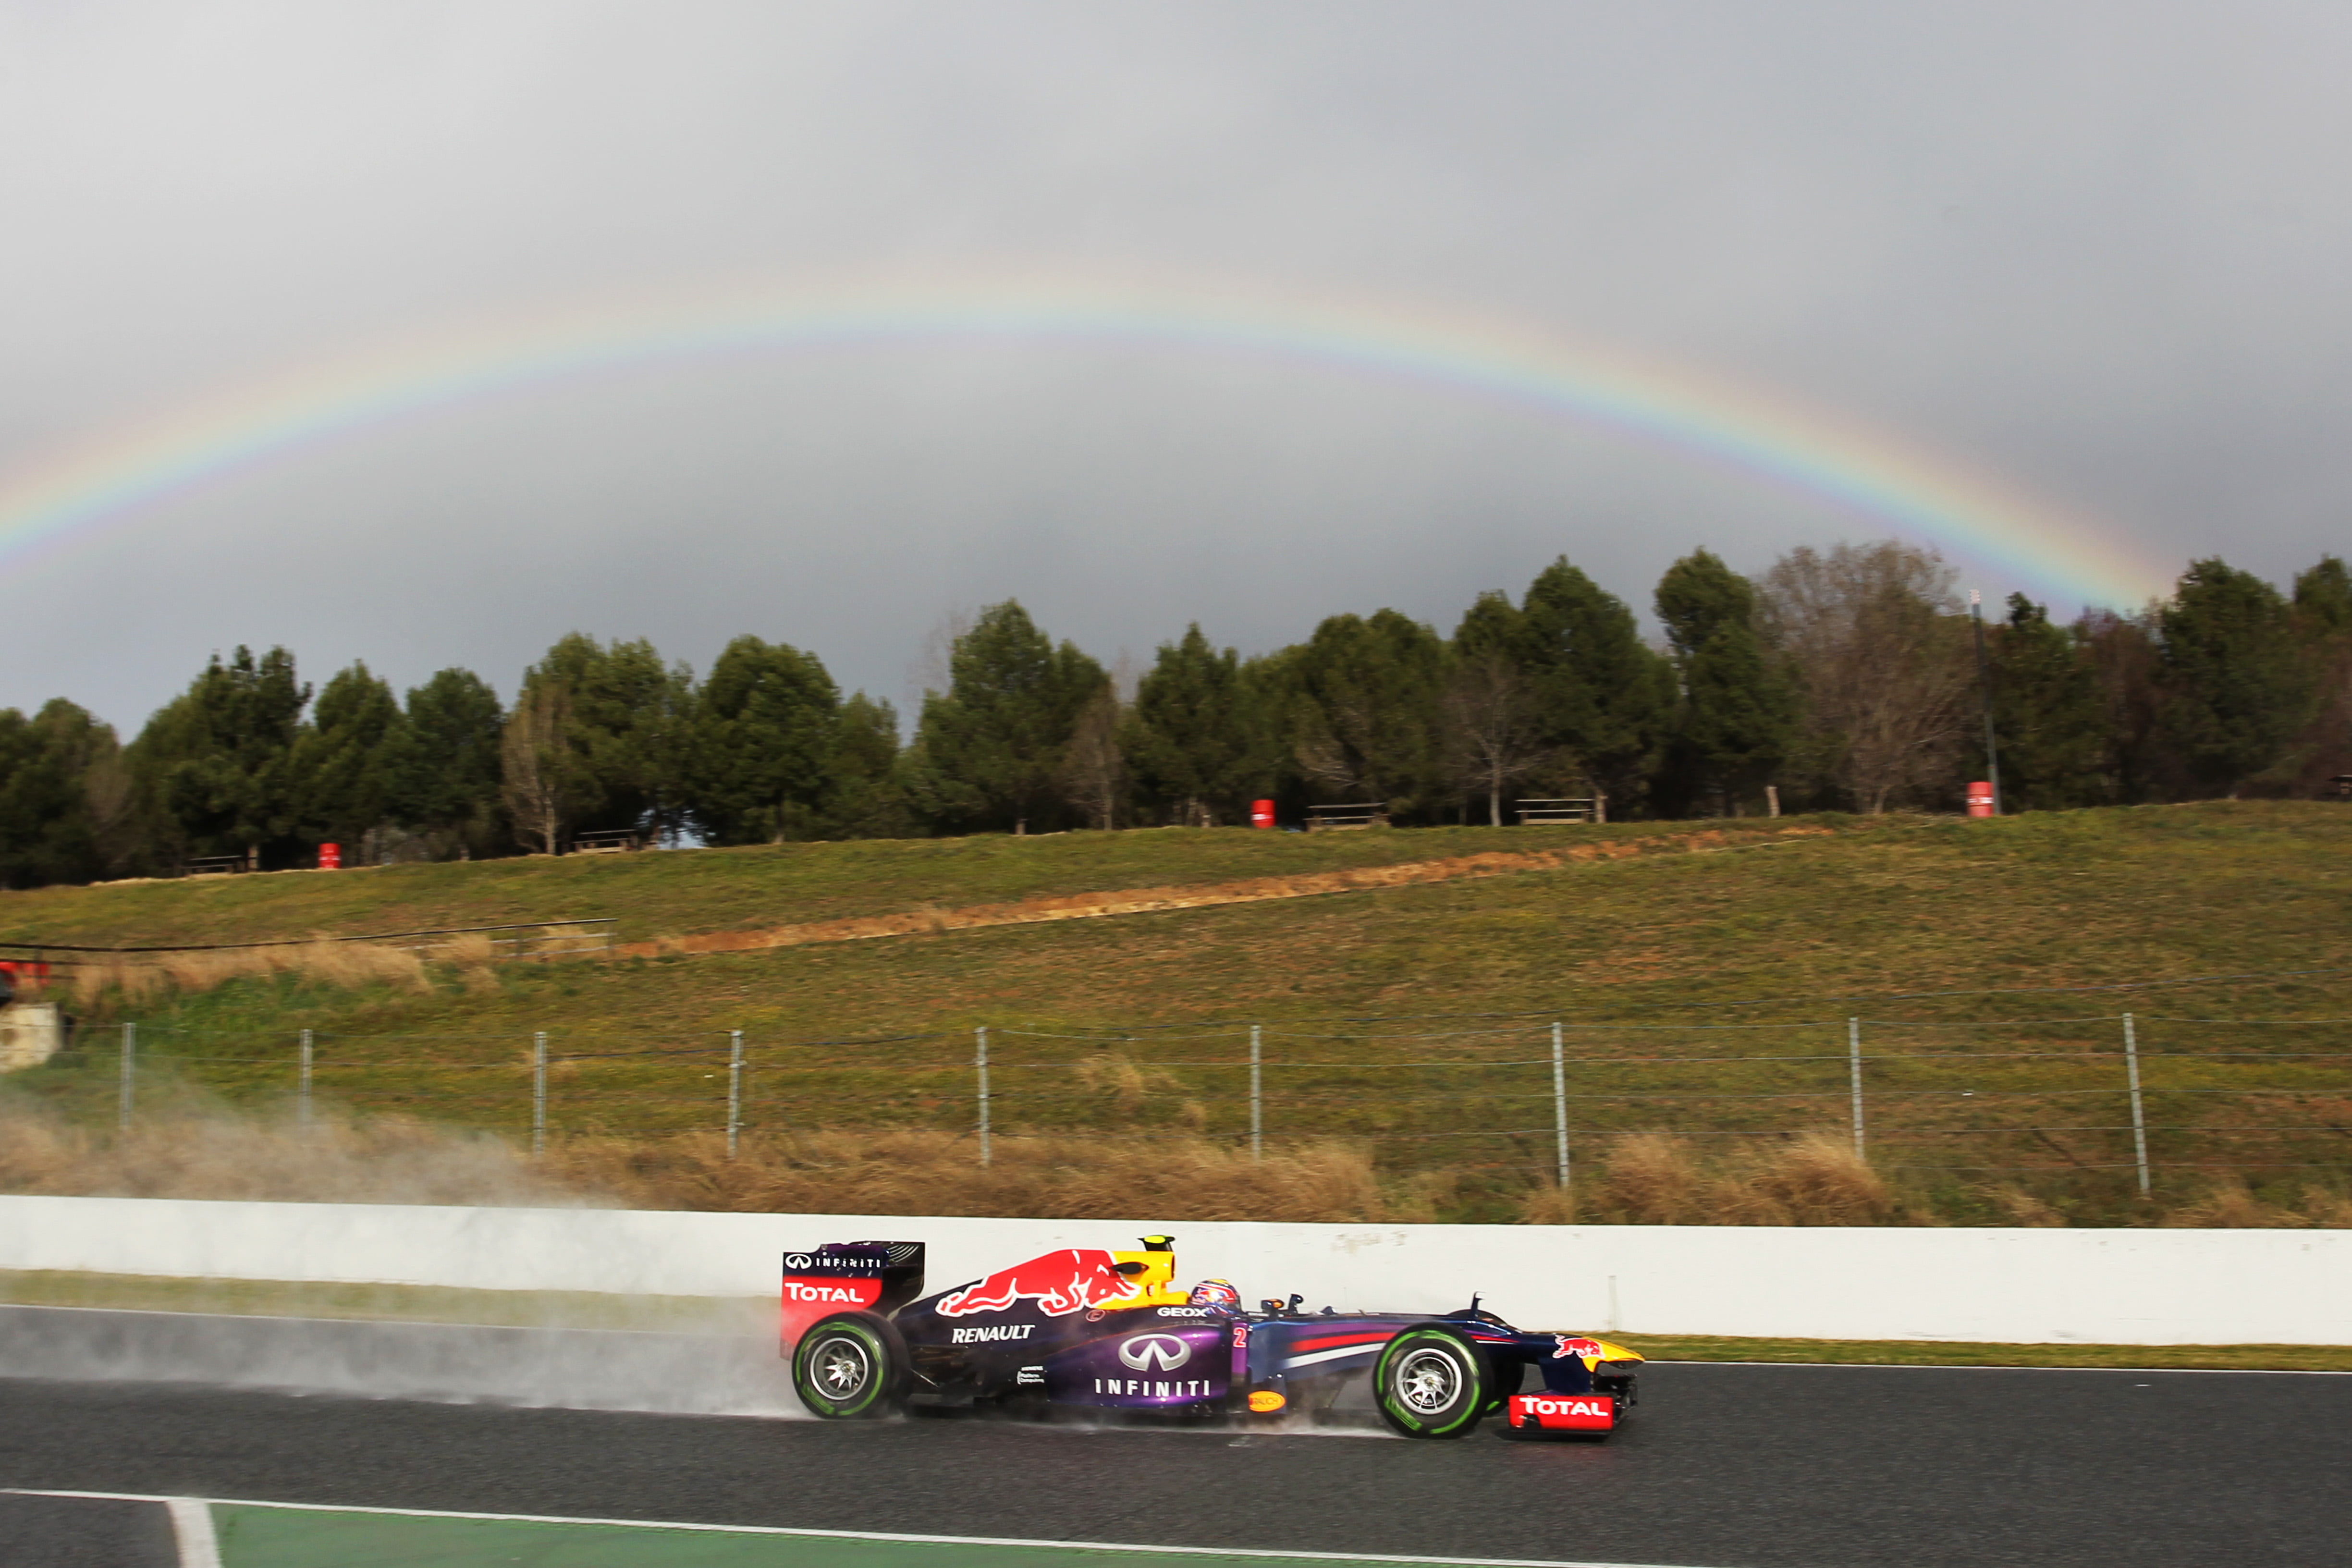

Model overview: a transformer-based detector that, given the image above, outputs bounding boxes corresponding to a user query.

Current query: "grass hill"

[4,803,2350,1226]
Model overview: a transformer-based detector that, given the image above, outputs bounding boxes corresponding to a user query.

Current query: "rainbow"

[0,274,2171,607]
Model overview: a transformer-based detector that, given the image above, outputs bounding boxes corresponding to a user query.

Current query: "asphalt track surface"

[7,1362,2349,1568]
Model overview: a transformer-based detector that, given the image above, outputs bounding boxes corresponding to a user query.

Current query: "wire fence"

[21,994,2351,1194]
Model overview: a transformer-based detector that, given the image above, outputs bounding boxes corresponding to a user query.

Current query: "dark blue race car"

[780,1234,1643,1439]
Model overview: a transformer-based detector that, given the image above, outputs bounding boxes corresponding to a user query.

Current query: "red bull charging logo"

[937,1249,1144,1318]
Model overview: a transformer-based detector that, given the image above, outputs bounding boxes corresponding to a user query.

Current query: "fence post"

[1250,1024,1263,1162]
[532,1031,548,1157]
[2123,1012,2150,1197]
[727,1029,744,1159]
[1551,1021,1570,1190]
[117,1021,135,1131]
[975,1027,991,1167]
[298,1029,313,1129]
[1847,1017,1864,1159]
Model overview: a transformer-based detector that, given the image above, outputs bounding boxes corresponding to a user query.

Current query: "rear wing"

[781,1241,925,1347]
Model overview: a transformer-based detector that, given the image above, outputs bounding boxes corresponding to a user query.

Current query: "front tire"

[791,1311,907,1419]
[1372,1325,1490,1439]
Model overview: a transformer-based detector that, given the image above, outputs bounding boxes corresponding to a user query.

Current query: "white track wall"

[3,1195,2345,1346]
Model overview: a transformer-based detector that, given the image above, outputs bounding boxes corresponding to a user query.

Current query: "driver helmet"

[1187,1278,1242,1311]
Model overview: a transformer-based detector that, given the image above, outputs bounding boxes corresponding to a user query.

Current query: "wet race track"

[6,1360,2350,1568]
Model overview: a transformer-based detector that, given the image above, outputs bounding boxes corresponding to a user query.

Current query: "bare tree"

[1059,684,1127,831]
[500,683,573,853]
[1758,541,1970,813]
[1442,655,1554,825]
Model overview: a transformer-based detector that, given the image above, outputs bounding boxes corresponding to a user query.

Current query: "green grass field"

[7,803,2351,1224]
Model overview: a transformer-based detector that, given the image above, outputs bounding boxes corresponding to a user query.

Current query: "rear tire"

[791,1311,908,1419]
[1372,1325,1490,1439]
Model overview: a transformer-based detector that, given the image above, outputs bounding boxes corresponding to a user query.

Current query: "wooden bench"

[570,830,644,855]
[182,854,252,876]
[1516,798,1602,825]
[1306,803,1389,831]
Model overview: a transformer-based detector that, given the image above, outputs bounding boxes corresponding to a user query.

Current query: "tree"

[384,669,506,857]
[0,700,122,888]
[907,601,1104,833]
[1283,610,1448,817]
[1757,542,1969,813]
[294,662,404,854]
[819,694,913,838]
[2292,555,2352,639]
[1060,684,1127,830]
[516,634,694,841]
[686,635,841,845]
[1984,596,2108,810]
[500,682,572,855]
[1654,550,1796,815]
[2077,608,2172,803]
[129,646,311,866]
[1520,559,1675,811]
[1127,625,1262,825]
[2158,558,2319,796]
[1443,592,1550,825]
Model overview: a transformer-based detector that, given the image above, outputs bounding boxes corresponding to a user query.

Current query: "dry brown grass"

[2161,1179,2352,1228]
[0,1102,581,1207]
[0,1100,1391,1220]
[65,939,431,1007]
[1536,1132,1897,1225]
[547,1128,1393,1221]
[1984,1185,2069,1227]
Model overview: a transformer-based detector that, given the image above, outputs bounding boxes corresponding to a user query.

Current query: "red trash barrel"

[318,843,342,870]
[1249,799,1276,830]
[1966,783,1995,818]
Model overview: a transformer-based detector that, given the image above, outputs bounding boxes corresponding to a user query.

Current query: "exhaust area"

[0,1304,807,1418]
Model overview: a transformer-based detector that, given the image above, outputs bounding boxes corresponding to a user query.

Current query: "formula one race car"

[780,1235,1643,1439]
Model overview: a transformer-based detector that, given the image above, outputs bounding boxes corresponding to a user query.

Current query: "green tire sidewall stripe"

[794,1318,893,1418]
[1373,1327,1486,1438]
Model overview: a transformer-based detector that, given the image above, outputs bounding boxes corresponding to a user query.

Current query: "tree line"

[0,539,2345,885]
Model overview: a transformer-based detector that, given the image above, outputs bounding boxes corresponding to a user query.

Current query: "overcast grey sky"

[3,2,2349,733]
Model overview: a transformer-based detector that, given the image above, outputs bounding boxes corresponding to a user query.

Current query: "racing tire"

[1371,1324,1491,1439]
[791,1311,909,1419]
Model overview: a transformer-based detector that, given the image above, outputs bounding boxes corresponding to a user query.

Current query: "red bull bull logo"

[1551,1335,1606,1361]
[938,1249,1144,1318]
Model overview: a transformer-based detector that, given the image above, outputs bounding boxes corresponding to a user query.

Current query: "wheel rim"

[1393,1347,1462,1415]
[814,1335,873,1402]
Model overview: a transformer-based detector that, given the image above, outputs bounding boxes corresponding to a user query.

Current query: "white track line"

[163,1498,220,1568]
[5,1490,1714,1568]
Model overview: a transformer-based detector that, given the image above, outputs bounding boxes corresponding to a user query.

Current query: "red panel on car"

[780,1275,883,1345]
[1507,1393,1616,1431]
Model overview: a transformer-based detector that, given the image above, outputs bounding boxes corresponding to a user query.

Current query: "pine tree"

[907,601,1104,833]
[1521,558,1674,811]
[1128,625,1262,825]
[1283,609,1448,817]
[0,700,121,888]
[2158,559,2319,795]
[384,669,506,857]
[2292,555,2352,638]
[686,635,841,845]
[129,646,311,867]
[294,662,404,854]
[819,693,911,838]
[515,634,694,843]
[1654,550,1795,814]
[1984,596,2108,809]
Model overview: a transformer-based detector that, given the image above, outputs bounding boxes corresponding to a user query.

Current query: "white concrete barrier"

[2,1194,2344,1346]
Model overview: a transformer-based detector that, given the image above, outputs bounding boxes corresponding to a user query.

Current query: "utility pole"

[1970,589,2002,815]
